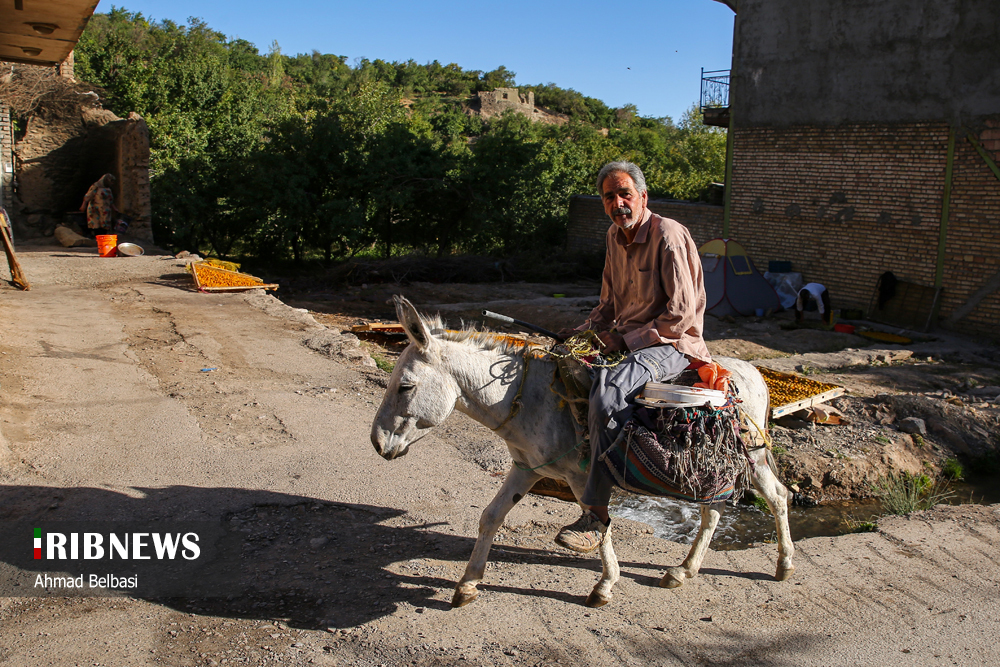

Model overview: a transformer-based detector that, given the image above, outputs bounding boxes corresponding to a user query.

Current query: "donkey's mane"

[419,312,544,357]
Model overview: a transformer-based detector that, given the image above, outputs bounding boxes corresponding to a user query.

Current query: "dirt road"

[1,247,998,666]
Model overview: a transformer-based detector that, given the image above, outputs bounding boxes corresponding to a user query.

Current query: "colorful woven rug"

[600,400,753,503]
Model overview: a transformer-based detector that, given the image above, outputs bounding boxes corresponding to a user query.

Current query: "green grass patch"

[844,517,878,533]
[941,457,964,481]
[372,353,395,373]
[872,472,954,516]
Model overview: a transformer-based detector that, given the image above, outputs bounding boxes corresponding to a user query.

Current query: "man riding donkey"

[554,160,712,553]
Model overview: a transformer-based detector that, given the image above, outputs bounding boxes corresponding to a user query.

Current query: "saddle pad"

[601,403,751,504]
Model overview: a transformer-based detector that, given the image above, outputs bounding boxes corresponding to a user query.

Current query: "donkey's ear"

[394,295,435,352]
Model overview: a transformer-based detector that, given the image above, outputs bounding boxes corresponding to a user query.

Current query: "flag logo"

[34,528,41,559]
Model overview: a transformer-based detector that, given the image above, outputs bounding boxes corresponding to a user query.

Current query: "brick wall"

[566,196,724,254]
[728,121,1000,338]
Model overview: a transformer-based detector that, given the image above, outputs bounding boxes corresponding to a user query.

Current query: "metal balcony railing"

[700,68,730,110]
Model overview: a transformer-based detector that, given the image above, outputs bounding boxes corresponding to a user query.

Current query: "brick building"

[720,0,1000,337]
[568,0,1000,338]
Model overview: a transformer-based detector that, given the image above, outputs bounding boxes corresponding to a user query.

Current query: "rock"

[927,420,973,455]
[777,417,811,430]
[245,292,323,330]
[303,330,374,366]
[898,417,927,436]
[309,536,328,548]
[54,225,97,248]
[792,493,818,507]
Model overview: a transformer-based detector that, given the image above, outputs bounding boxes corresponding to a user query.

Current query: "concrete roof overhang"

[0,0,99,66]
[712,0,737,12]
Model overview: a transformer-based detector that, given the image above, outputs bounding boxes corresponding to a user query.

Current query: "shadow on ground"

[1,485,739,630]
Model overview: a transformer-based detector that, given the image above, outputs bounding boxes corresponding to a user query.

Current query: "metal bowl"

[116,242,144,257]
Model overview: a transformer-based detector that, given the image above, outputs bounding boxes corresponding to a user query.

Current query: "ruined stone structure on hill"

[473,88,567,125]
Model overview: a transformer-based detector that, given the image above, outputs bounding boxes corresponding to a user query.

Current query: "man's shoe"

[554,511,608,553]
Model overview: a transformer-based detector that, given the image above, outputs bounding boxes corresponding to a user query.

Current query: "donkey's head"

[371,296,463,460]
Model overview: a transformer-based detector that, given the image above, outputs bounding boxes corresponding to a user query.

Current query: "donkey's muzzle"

[371,427,409,460]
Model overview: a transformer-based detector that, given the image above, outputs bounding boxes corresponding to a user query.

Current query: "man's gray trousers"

[580,344,689,507]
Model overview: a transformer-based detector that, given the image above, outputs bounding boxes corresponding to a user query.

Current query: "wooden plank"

[199,284,278,292]
[771,387,846,419]
[351,323,405,333]
[0,219,30,291]
[190,263,203,290]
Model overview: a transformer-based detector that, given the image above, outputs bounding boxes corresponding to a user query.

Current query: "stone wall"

[0,104,12,210]
[566,196,724,254]
[13,106,153,241]
[728,121,1000,338]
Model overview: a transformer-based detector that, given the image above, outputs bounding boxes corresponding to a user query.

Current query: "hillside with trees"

[73,9,726,263]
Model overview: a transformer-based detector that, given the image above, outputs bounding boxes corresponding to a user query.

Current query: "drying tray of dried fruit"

[756,366,845,419]
[189,261,278,292]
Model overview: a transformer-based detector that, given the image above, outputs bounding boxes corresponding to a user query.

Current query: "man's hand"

[595,330,627,353]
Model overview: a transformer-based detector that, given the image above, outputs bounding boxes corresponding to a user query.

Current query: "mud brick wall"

[566,196,724,254]
[14,107,153,242]
[113,113,152,241]
[728,121,1000,338]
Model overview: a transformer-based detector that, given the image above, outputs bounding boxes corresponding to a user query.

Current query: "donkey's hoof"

[451,586,479,608]
[775,563,795,582]
[585,591,610,608]
[659,567,687,588]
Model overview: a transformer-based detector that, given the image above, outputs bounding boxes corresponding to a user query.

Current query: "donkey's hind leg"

[660,503,723,588]
[452,465,541,607]
[750,447,795,581]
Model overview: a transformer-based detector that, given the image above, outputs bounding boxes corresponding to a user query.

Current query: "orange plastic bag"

[694,362,731,393]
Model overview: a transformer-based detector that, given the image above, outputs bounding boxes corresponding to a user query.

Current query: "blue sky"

[102,1,735,122]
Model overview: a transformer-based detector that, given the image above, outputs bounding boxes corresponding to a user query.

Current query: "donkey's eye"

[399,384,415,393]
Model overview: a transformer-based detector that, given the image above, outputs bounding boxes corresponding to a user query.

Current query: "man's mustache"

[612,206,632,216]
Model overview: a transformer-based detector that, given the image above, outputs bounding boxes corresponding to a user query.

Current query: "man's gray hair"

[596,161,647,194]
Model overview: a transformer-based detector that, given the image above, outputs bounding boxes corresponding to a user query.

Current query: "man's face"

[601,171,648,230]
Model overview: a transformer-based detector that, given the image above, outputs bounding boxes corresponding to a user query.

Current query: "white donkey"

[371,296,794,608]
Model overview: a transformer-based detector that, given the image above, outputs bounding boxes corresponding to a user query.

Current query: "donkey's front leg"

[452,465,541,607]
[584,525,619,608]
[660,503,722,588]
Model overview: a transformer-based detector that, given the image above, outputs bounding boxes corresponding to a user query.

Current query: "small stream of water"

[611,476,999,550]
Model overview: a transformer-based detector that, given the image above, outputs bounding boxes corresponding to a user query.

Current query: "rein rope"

[491,354,531,431]
[490,352,587,472]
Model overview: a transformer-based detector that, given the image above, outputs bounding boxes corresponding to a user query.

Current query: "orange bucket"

[96,234,118,257]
